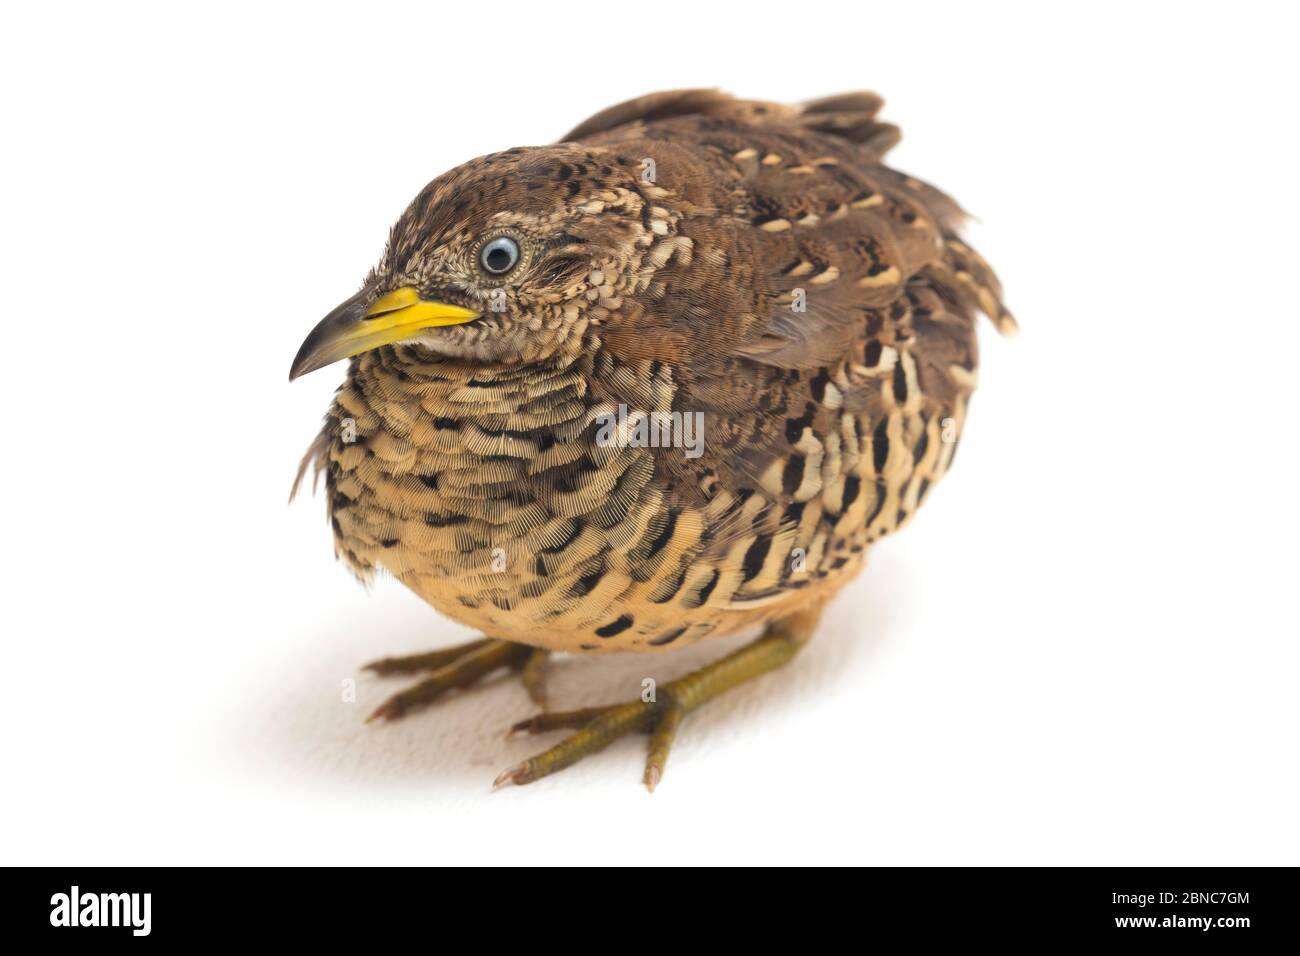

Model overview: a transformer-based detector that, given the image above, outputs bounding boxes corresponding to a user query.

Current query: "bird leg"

[519,647,550,707]
[497,604,821,791]
[364,638,547,721]
[363,638,496,676]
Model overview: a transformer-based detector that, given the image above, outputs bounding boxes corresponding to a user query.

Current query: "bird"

[289,89,1014,790]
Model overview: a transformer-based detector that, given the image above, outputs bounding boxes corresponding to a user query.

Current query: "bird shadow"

[233,559,904,796]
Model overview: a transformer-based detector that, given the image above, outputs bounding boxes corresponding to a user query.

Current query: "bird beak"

[288,287,480,380]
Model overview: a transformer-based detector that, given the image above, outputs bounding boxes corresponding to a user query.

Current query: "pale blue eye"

[480,236,520,275]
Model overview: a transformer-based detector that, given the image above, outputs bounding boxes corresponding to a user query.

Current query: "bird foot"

[497,619,813,792]
[363,638,549,721]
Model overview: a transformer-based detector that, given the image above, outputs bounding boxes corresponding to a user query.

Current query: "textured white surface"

[2,1,1298,865]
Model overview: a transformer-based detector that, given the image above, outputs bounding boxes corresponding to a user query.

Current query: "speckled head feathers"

[360,145,658,364]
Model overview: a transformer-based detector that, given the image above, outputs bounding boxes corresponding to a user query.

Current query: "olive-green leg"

[363,638,496,676]
[496,605,820,792]
[365,638,545,722]
[520,647,550,707]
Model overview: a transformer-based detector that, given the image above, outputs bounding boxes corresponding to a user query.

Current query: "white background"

[2,1,1296,865]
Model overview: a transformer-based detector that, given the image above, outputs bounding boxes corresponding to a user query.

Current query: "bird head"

[289,145,657,379]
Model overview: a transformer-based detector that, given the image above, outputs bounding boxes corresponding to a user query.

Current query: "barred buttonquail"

[290,89,1014,789]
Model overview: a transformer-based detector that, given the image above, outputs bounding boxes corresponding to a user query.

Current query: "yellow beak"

[289,287,479,380]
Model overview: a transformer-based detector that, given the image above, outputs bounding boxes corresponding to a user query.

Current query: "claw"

[492,763,527,790]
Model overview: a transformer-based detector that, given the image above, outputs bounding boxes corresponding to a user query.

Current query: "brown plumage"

[290,89,1013,788]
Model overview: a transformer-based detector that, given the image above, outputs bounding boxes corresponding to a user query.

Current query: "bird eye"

[480,236,520,275]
